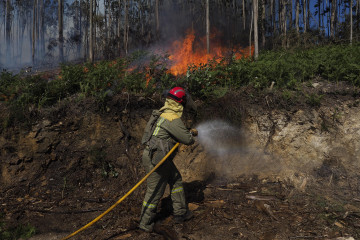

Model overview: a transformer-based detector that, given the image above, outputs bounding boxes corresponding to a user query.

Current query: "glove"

[190,128,198,136]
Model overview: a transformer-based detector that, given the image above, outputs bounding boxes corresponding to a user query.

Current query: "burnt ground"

[1,81,360,240]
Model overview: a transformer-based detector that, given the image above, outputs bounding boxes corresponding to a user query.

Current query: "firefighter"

[139,86,198,232]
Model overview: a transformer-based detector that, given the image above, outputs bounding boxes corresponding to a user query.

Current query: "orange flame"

[145,67,152,87]
[168,29,254,76]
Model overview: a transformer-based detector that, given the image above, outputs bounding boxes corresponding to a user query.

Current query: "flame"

[168,29,254,76]
[125,29,255,85]
[145,67,152,87]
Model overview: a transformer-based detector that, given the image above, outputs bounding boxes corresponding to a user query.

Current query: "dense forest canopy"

[0,0,359,71]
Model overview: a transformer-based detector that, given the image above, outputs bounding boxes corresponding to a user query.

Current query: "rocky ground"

[1,81,360,240]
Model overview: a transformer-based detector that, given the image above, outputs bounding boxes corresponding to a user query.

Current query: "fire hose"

[61,142,180,240]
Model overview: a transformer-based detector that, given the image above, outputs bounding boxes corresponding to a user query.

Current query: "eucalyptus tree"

[58,0,64,62]
[306,0,310,30]
[123,0,128,55]
[315,0,322,33]
[6,0,12,60]
[350,0,353,44]
[261,0,265,48]
[89,0,94,62]
[331,0,336,38]
[206,0,210,54]
[32,0,36,63]
[249,0,253,56]
[39,0,45,58]
[281,0,287,47]
[357,0,359,40]
[289,0,293,29]
[117,0,121,51]
[253,0,259,59]
[295,0,300,35]
[243,0,246,30]
[303,0,307,33]
[271,0,275,33]
[155,0,159,39]
[67,0,83,58]
[0,1,4,61]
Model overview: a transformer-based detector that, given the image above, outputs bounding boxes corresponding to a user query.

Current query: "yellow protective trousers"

[139,148,187,232]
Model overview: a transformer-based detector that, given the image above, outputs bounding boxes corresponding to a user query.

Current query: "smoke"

[196,120,282,180]
[1,0,252,72]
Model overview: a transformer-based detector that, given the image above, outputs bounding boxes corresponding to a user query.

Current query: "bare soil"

[1,82,360,240]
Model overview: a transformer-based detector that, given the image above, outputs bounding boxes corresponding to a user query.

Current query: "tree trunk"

[261,0,265,48]
[243,0,246,30]
[95,0,98,58]
[357,0,359,41]
[58,0,64,62]
[108,0,112,43]
[191,0,195,30]
[307,0,310,31]
[104,0,108,58]
[303,0,307,33]
[123,0,128,55]
[19,4,26,61]
[278,0,282,33]
[77,0,82,58]
[327,0,330,36]
[284,0,288,48]
[32,0,36,63]
[39,0,45,58]
[36,0,39,60]
[206,0,210,54]
[89,0,94,62]
[155,0,159,39]
[296,0,300,35]
[117,0,121,52]
[281,0,287,48]
[6,0,12,61]
[318,0,321,32]
[330,0,336,39]
[249,5,253,57]
[350,0,353,45]
[289,0,293,29]
[271,0,275,33]
[84,0,89,60]
[254,0,259,60]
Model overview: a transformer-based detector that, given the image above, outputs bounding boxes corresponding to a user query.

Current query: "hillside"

[1,80,360,240]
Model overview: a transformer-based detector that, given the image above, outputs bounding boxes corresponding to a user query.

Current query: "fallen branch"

[289,236,325,239]
[26,208,105,214]
[253,200,278,221]
[245,195,278,201]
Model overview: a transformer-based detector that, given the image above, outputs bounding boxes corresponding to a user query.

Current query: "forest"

[0,0,359,70]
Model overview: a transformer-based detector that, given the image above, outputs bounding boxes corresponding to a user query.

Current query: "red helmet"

[167,87,186,105]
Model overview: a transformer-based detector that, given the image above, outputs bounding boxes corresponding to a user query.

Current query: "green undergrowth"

[0,43,359,130]
[0,215,36,240]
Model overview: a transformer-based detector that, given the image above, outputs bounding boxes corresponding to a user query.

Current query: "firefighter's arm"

[166,118,195,145]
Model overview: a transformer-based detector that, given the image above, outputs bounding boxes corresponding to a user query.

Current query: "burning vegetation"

[168,29,254,76]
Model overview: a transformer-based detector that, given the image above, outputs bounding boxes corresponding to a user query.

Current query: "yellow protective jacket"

[148,98,194,160]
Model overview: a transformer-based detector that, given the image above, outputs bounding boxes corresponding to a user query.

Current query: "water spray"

[196,120,246,157]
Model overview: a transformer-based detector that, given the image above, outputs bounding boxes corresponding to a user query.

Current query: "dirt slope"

[1,82,360,240]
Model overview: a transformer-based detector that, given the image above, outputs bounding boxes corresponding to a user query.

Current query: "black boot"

[173,210,193,223]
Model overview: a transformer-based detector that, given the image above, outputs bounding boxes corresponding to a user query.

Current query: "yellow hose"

[61,142,180,240]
